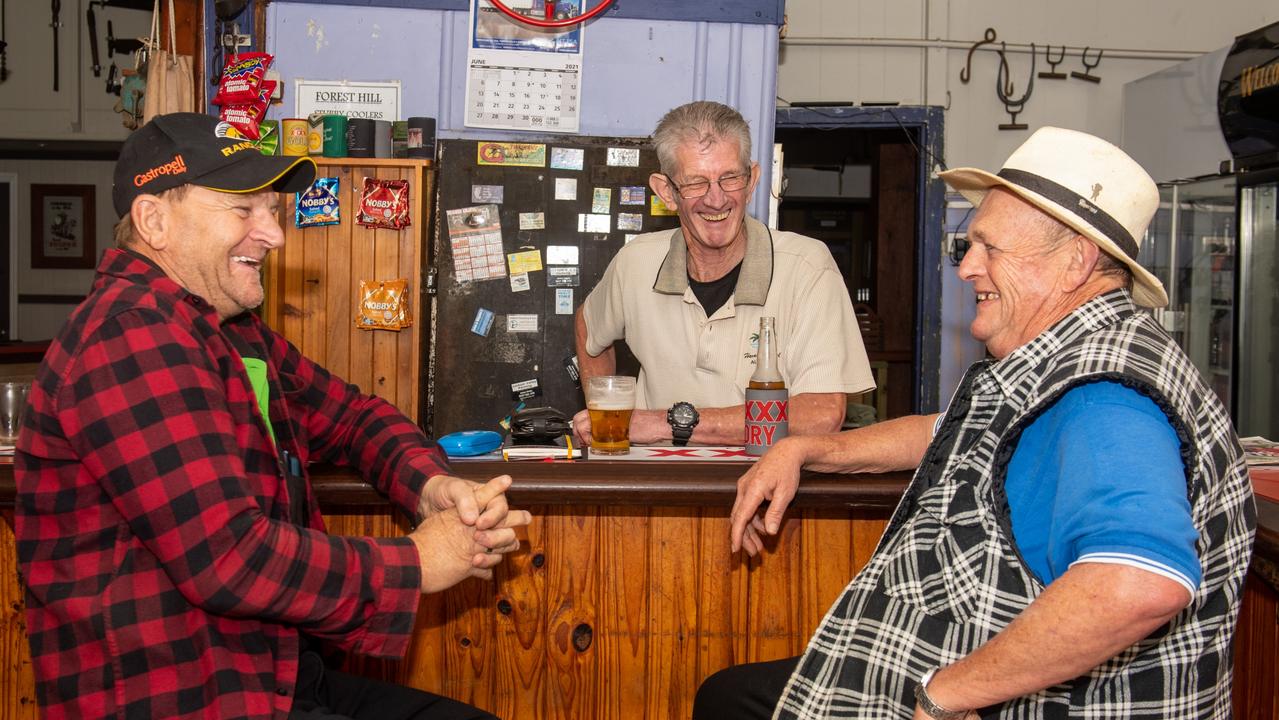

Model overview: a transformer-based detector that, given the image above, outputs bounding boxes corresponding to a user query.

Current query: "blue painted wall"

[278,0,785,25]
[265,4,780,218]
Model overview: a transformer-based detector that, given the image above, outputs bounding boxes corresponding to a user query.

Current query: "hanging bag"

[143,0,194,122]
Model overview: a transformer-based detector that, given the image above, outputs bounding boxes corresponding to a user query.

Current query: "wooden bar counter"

[1,460,1277,718]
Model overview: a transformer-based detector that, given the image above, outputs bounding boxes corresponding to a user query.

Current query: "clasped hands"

[409,474,532,594]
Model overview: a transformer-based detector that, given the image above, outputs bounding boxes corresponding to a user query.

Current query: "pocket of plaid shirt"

[878,489,989,625]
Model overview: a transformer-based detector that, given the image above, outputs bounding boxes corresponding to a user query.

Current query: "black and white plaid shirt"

[775,289,1255,719]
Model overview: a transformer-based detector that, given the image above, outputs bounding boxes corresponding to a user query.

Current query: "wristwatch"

[667,401,699,446]
[914,667,968,720]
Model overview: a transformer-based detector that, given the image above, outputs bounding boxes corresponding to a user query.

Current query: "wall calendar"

[465,0,584,134]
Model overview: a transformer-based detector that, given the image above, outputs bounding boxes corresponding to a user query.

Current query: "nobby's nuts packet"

[357,177,411,230]
[357,278,412,331]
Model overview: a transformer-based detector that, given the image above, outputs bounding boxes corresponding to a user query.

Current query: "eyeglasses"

[664,171,751,199]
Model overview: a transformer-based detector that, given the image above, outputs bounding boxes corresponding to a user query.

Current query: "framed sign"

[31,184,96,269]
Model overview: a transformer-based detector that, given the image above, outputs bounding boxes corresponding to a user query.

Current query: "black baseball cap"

[112,112,317,216]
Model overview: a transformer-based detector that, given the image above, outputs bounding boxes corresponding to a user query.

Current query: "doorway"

[774,106,944,417]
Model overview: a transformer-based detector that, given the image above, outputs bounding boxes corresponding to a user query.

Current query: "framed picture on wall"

[31,184,96,269]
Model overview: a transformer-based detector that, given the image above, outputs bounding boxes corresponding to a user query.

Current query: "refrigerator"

[1142,178,1237,413]
[1236,170,1279,438]
[1142,172,1279,440]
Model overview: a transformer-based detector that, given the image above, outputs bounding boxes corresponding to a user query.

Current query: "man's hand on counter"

[730,436,808,556]
[410,474,532,593]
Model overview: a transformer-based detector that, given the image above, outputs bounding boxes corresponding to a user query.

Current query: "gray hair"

[113,185,192,248]
[652,101,752,177]
[1033,208,1133,287]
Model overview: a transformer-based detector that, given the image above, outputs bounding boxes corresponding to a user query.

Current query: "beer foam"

[587,400,633,411]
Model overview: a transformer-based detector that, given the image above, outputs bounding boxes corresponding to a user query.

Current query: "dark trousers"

[693,655,800,720]
[289,652,499,720]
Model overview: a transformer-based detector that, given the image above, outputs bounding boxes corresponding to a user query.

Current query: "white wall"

[0,0,152,139]
[1,159,116,341]
[778,0,1279,172]
[0,1,152,341]
[777,0,1279,404]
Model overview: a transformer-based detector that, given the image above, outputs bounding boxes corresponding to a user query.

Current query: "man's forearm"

[573,307,616,382]
[922,563,1190,714]
[787,413,938,474]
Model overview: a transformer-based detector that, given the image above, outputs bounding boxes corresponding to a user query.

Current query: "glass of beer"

[586,375,636,455]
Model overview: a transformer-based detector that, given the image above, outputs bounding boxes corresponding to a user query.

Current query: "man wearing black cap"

[15,113,528,720]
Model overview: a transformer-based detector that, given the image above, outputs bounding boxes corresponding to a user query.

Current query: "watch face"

[672,403,697,425]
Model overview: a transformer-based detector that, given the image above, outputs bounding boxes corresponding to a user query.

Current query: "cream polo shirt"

[581,216,874,411]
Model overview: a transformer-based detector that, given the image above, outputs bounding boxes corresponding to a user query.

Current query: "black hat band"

[997,168,1139,259]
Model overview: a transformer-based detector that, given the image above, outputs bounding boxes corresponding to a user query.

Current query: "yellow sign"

[478,142,547,167]
[650,194,677,216]
[507,249,543,275]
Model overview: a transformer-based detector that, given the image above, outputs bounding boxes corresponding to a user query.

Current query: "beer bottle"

[745,316,788,455]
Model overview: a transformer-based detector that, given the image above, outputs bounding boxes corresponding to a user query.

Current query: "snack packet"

[357,177,411,230]
[356,278,412,331]
[219,80,275,140]
[213,51,274,106]
[296,177,341,228]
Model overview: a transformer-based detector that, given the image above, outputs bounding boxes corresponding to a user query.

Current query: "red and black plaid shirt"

[16,249,448,719]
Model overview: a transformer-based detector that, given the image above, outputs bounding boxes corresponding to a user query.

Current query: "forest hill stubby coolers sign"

[1218,20,1279,167]
[295,80,401,121]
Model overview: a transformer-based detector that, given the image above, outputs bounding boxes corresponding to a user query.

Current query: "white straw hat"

[940,127,1168,308]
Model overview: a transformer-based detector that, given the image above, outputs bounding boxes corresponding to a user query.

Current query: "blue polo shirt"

[1004,381,1201,596]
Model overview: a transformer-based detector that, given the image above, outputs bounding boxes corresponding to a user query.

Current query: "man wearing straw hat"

[704,127,1255,719]
[16,113,528,720]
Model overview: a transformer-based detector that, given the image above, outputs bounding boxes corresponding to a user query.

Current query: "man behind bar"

[703,127,1255,719]
[573,101,875,447]
[16,113,529,720]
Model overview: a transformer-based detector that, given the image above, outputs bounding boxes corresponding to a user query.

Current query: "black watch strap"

[672,425,693,446]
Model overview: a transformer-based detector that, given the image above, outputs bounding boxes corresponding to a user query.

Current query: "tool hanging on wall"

[210,0,249,86]
[0,0,8,83]
[1071,47,1103,83]
[960,27,998,83]
[51,0,62,90]
[87,1,102,76]
[1038,45,1067,79]
[996,42,1035,131]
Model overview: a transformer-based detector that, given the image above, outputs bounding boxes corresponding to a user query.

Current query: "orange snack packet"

[356,279,412,331]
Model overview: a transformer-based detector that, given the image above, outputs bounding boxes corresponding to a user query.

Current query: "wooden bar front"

[2,463,1277,718]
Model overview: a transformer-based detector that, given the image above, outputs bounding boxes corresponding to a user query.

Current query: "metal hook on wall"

[1071,46,1104,83]
[1038,45,1067,80]
[960,27,998,84]
[996,42,1035,131]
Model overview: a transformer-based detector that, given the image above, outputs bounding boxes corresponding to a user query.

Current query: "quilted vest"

[775,289,1256,719]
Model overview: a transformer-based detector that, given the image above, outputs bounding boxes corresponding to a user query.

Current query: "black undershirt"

[688,261,743,317]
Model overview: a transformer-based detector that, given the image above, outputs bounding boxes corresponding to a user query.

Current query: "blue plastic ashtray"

[438,430,503,457]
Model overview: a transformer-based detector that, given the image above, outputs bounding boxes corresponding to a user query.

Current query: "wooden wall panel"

[644,510,702,719]
[597,510,650,719]
[5,503,1273,719]
[544,510,597,719]
[266,159,431,423]
[1233,568,1278,719]
[0,511,38,719]
[492,511,546,719]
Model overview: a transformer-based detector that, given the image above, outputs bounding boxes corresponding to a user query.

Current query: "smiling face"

[153,186,284,321]
[651,136,760,257]
[958,188,1092,358]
